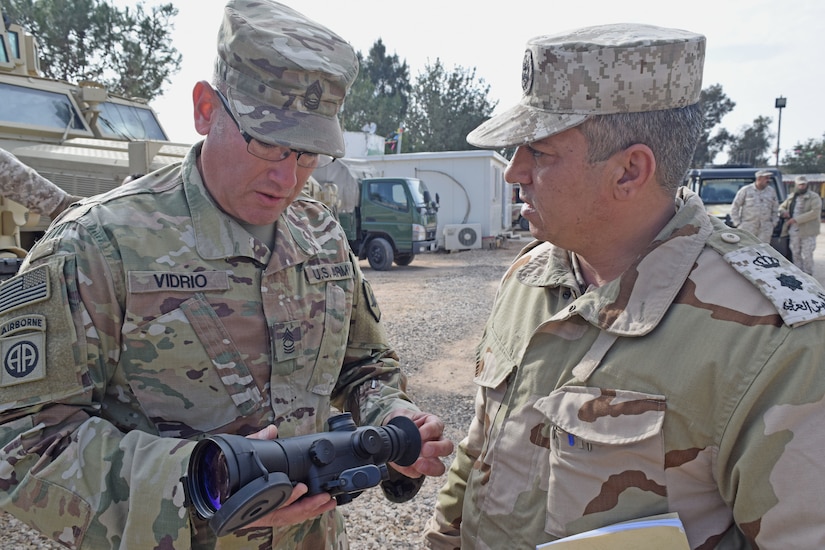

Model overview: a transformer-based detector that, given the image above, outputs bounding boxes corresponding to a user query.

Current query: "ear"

[192,81,218,136]
[613,143,656,201]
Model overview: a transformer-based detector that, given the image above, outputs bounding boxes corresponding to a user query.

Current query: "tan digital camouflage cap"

[215,0,358,157]
[468,23,706,148]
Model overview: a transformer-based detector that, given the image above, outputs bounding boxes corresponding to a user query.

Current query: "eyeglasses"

[212,87,334,169]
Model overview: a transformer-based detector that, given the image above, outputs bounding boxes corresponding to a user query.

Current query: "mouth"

[254,190,288,207]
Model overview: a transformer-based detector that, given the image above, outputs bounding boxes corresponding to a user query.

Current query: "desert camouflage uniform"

[0,148,80,219]
[779,190,822,275]
[730,183,779,242]
[425,189,825,549]
[0,143,419,549]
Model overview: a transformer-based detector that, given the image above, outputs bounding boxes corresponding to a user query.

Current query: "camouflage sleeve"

[423,386,485,548]
[717,323,825,546]
[330,253,419,427]
[0,219,195,548]
[729,187,745,226]
[794,194,822,225]
[0,147,78,218]
[771,195,780,227]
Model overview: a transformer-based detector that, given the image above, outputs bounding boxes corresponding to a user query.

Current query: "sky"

[130,0,822,164]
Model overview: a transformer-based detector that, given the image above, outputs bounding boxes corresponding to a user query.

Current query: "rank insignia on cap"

[522,50,534,94]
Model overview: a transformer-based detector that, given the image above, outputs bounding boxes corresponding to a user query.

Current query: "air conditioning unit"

[443,223,482,251]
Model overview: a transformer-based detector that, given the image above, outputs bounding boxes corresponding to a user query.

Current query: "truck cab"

[682,165,788,256]
[683,166,786,226]
[338,177,438,270]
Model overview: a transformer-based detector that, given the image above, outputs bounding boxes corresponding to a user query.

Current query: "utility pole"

[775,96,786,168]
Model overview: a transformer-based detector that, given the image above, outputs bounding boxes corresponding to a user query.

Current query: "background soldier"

[730,168,779,242]
[780,175,822,274]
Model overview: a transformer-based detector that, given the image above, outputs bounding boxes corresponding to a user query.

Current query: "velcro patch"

[1,314,46,337]
[362,280,381,322]
[128,271,230,293]
[304,262,354,284]
[1,331,45,387]
[0,266,50,316]
[724,243,825,326]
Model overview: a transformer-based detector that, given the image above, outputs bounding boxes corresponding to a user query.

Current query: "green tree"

[3,0,181,101]
[404,59,497,153]
[726,115,773,166]
[692,84,736,167]
[782,135,825,173]
[341,39,410,154]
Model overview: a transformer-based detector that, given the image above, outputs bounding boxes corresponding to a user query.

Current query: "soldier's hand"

[243,425,337,528]
[383,410,454,478]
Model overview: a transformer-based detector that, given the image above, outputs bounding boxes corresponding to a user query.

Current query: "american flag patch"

[0,266,50,315]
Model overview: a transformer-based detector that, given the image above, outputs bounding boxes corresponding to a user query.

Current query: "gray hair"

[578,104,703,194]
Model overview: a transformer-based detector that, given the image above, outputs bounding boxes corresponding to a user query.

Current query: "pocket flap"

[473,343,516,389]
[535,386,665,445]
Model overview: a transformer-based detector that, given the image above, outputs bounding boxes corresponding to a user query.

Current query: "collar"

[182,144,322,270]
[515,188,713,336]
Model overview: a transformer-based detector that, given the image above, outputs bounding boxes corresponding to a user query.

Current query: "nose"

[504,146,533,186]
[264,154,300,191]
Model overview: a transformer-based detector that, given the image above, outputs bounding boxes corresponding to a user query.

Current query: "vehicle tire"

[367,238,394,271]
[394,252,415,266]
[519,216,530,231]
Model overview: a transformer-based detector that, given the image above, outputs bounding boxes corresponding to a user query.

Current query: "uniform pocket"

[535,386,667,537]
[122,293,261,437]
[305,282,349,395]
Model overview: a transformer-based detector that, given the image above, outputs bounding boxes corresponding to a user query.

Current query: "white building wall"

[341,147,511,245]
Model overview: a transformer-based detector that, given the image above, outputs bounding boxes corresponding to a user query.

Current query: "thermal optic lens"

[199,443,231,512]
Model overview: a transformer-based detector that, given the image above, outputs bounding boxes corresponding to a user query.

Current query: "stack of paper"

[536,513,690,549]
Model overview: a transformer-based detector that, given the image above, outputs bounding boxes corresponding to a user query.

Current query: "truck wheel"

[519,217,530,231]
[394,252,415,266]
[367,238,394,271]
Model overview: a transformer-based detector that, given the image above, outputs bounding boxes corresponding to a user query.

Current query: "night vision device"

[183,413,422,536]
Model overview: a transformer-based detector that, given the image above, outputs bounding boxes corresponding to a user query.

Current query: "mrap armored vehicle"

[0,14,188,266]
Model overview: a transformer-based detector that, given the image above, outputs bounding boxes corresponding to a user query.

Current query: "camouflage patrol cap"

[795,175,808,185]
[215,0,358,157]
[755,169,773,177]
[468,23,706,148]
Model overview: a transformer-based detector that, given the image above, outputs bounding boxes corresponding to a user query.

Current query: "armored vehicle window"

[0,82,85,130]
[97,101,167,141]
[6,30,19,59]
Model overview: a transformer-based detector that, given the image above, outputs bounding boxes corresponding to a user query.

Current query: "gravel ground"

[0,235,529,549]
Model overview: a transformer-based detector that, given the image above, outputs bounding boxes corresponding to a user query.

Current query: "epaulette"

[706,228,825,327]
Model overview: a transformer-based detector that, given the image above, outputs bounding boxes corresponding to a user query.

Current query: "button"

[721,232,740,243]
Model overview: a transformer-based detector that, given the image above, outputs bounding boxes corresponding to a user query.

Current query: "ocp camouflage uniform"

[730,183,779,242]
[0,143,419,549]
[425,189,825,549]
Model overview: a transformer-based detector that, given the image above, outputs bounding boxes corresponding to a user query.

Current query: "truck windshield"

[0,82,85,131]
[409,180,429,206]
[97,101,168,141]
[696,178,753,204]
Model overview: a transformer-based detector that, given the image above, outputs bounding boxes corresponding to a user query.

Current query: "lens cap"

[209,472,293,536]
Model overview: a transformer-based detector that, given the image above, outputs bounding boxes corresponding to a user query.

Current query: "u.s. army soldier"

[424,23,825,549]
[0,1,451,548]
